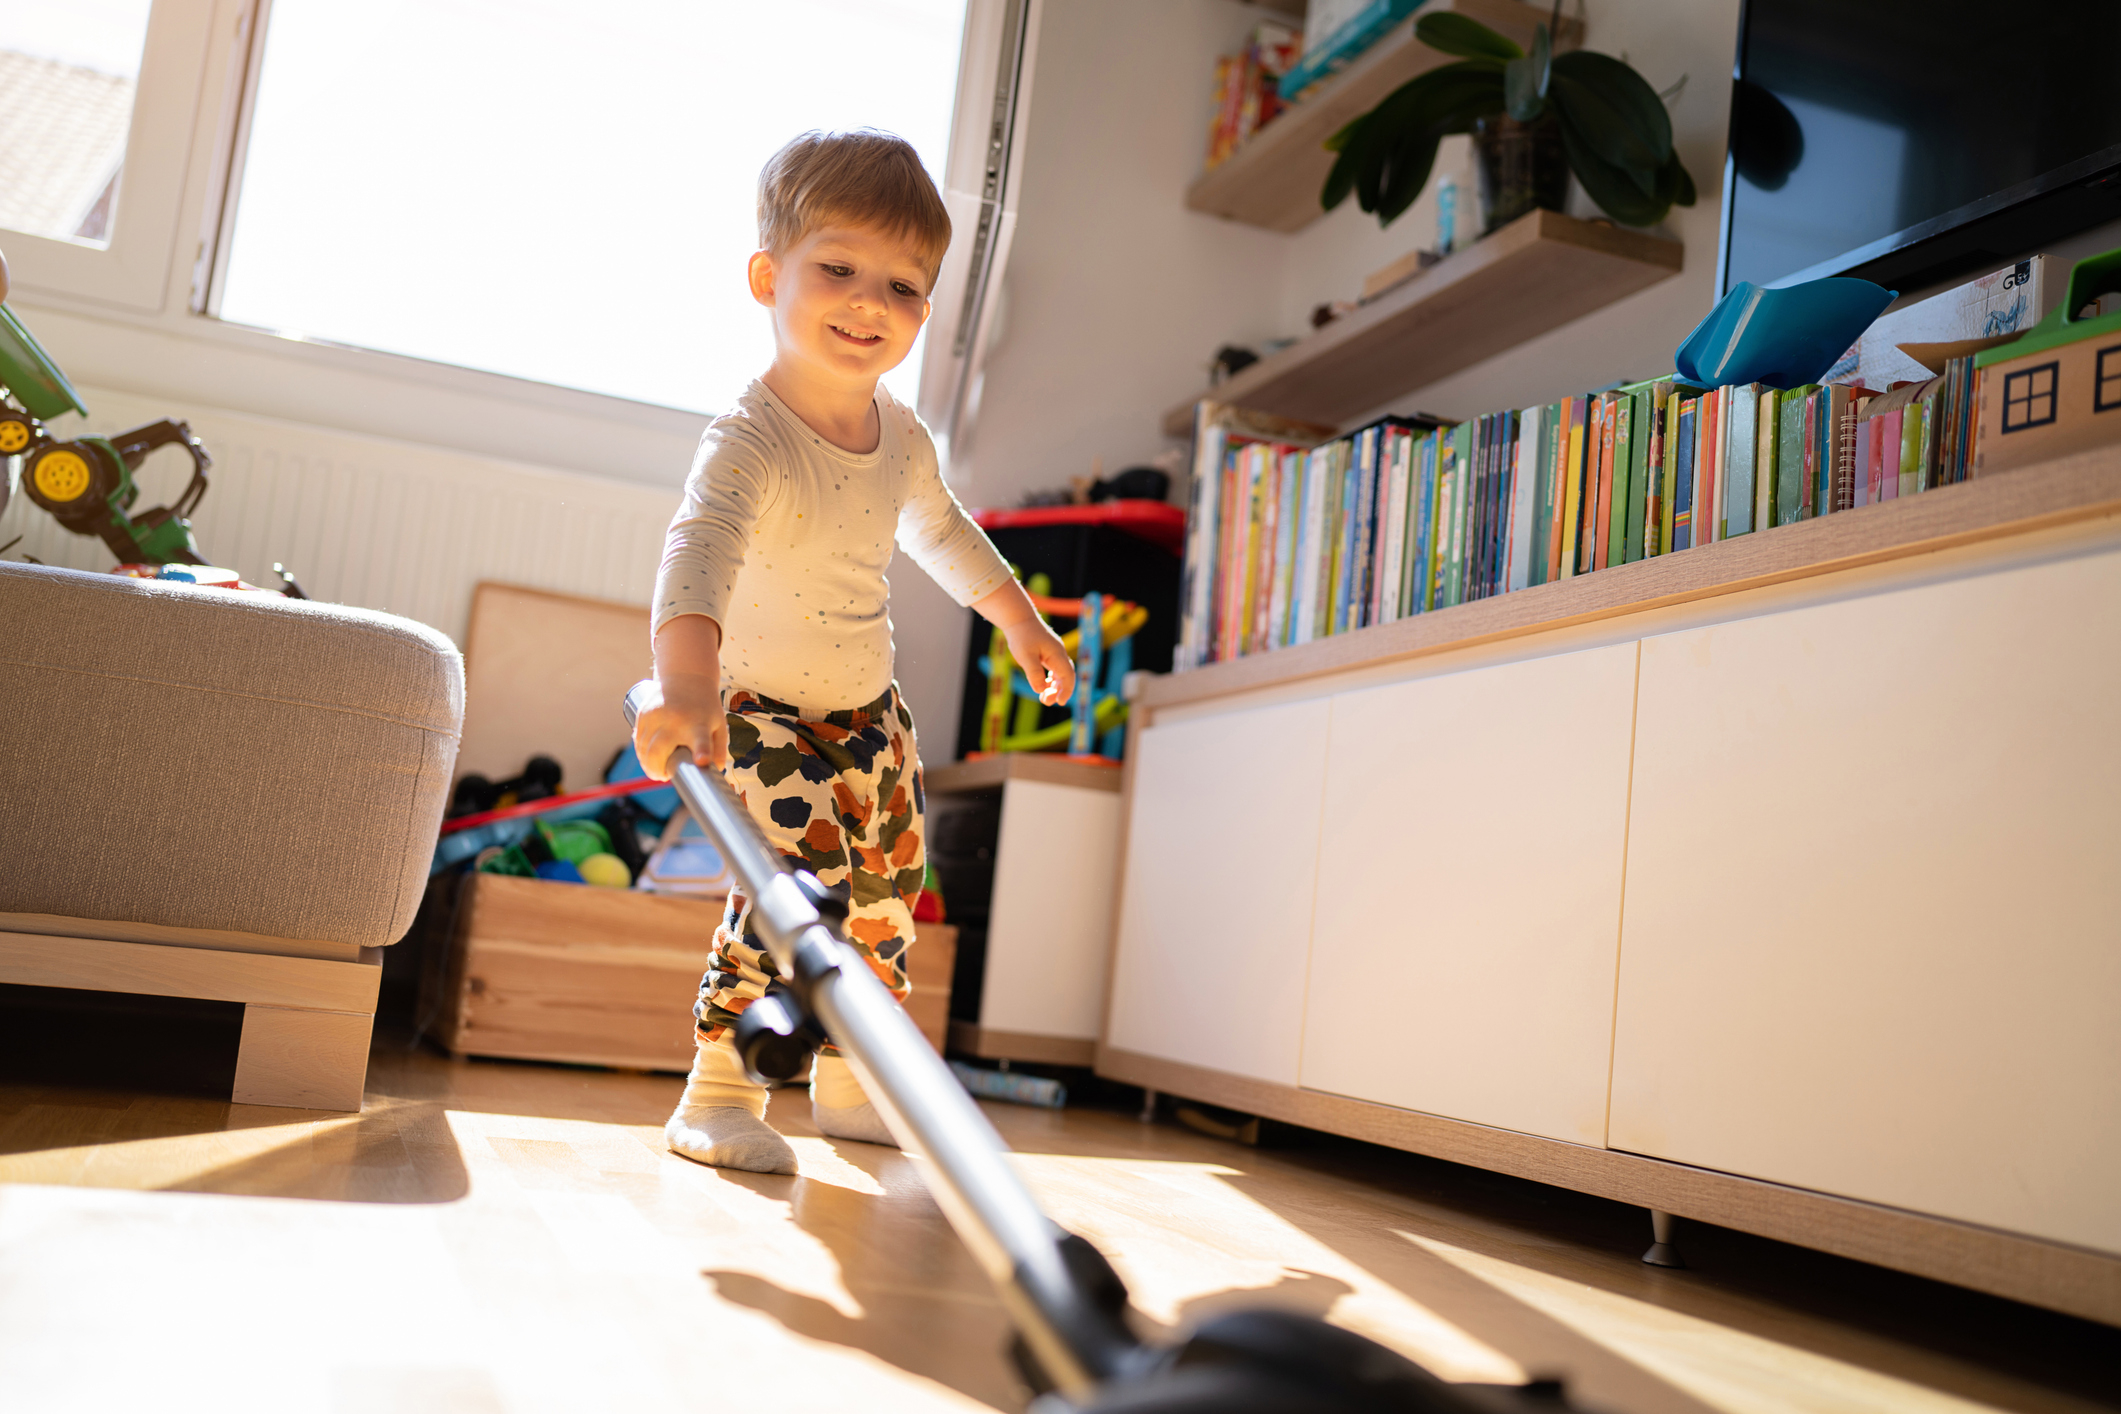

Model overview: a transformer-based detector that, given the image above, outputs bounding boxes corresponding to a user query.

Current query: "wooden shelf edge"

[928,753,1123,795]
[1142,445,2121,711]
[1184,0,1580,235]
[951,1021,1097,1067]
[1096,1046,2121,1327]
[1160,208,1684,438]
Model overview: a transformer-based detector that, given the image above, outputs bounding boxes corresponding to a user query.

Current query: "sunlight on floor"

[1011,1151,1527,1385]
[0,1108,359,1189]
[443,1107,872,1323]
[1399,1230,2028,1414]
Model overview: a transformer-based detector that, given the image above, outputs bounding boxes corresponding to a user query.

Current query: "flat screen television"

[1720,0,2121,295]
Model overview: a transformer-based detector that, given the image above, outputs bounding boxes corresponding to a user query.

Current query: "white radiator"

[0,385,683,645]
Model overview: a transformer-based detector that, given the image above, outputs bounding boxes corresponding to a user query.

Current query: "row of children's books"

[1176,358,1984,669]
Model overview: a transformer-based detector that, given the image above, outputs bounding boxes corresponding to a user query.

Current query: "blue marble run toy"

[977,573,1147,762]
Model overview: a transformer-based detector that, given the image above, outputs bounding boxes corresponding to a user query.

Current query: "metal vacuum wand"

[622,682,1141,1401]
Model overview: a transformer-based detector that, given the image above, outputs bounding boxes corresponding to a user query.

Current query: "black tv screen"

[1721,0,2121,295]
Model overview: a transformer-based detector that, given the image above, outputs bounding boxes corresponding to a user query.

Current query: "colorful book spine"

[1775,386,1812,526]
[1374,429,1407,626]
[1177,412,1225,669]
[1410,429,1440,614]
[1625,386,1655,562]
[1556,398,1585,580]
[1529,404,1558,588]
[1509,405,1541,592]
[1696,385,1721,547]
[1875,408,1902,503]
[1724,384,1757,537]
[1445,422,1472,607]
[1606,394,1633,571]
[1754,387,1778,534]
[1268,446,1301,645]
[1653,389,1678,555]
[1672,397,1697,551]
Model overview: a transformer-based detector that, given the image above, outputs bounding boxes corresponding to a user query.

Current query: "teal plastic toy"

[1676,276,1897,389]
[0,302,215,566]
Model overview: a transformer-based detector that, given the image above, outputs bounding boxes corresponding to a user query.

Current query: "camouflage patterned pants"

[693,682,925,1048]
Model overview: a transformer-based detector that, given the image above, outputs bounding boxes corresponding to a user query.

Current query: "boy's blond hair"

[758,129,952,289]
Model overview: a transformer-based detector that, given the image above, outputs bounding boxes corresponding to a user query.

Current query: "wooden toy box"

[428,873,954,1071]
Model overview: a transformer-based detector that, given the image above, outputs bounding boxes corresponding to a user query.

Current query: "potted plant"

[1321,6,1694,235]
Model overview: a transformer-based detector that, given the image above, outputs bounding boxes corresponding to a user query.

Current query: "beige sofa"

[0,562,462,1110]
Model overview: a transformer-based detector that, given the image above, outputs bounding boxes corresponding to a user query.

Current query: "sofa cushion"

[0,563,462,948]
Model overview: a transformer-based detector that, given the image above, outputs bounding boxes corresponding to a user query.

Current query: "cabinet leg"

[1138,1087,1159,1124]
[232,1005,373,1112]
[1642,1208,1687,1268]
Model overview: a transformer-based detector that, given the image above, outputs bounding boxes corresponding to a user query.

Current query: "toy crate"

[427,873,953,1071]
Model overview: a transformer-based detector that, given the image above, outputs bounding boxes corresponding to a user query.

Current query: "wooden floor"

[0,991,2114,1414]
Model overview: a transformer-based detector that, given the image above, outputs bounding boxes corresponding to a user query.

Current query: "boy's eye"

[823,263,853,277]
[893,282,919,298]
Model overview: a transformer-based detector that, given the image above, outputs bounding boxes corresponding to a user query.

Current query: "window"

[0,0,151,248]
[213,0,969,415]
[2096,345,2121,414]
[2001,362,2058,433]
[0,0,216,311]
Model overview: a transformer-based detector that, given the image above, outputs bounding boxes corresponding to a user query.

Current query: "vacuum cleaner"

[624,682,1585,1413]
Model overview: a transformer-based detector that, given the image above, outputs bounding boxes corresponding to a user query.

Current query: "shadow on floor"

[0,984,470,1204]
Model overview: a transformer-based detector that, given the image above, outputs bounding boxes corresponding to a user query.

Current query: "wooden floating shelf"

[1160,207,1684,437]
[1186,0,1576,235]
[1142,444,2121,711]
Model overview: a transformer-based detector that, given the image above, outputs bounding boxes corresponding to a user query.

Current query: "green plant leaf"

[1550,72,1660,193]
[1559,119,1669,226]
[1505,22,1552,121]
[1377,127,1449,224]
[1666,153,1697,207]
[1415,11,1522,61]
[1321,60,1505,213]
[1550,49,1672,161]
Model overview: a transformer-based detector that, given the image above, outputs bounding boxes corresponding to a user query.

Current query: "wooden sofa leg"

[232,1004,374,1111]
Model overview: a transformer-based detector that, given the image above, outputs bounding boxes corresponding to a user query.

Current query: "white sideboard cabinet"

[1301,641,1638,1146]
[1097,448,2121,1327]
[1610,546,2121,1254]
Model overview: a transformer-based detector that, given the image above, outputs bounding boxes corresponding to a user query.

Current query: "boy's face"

[750,224,933,387]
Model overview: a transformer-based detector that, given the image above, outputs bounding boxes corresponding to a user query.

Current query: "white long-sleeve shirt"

[653,379,1013,715]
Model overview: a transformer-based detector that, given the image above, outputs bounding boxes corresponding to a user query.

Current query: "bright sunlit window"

[0,0,152,247]
[218,0,967,415]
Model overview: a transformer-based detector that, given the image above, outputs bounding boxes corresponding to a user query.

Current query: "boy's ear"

[747,249,778,308]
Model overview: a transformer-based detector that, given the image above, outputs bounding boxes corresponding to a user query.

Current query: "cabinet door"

[1107,699,1331,1084]
[1612,547,2121,1254]
[981,779,1123,1041]
[1299,643,1640,1145]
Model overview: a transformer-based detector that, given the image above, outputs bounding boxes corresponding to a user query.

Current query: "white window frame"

[3,0,221,312]
[4,0,1028,485]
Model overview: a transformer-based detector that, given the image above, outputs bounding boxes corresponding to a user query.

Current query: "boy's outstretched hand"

[1004,616,1075,705]
[638,615,730,779]
[976,580,1075,707]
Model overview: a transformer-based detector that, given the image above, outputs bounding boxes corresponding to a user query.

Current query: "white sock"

[810,1053,898,1147]
[665,1035,796,1174]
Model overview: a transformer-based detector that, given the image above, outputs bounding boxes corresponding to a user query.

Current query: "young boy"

[631,130,1073,1174]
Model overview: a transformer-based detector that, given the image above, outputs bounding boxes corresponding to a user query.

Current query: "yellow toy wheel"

[30,446,94,504]
[0,415,32,455]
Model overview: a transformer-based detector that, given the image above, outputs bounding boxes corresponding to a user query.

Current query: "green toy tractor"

[0,303,213,567]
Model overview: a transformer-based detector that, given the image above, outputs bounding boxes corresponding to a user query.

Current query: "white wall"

[960,0,1743,519]
[885,0,1747,747]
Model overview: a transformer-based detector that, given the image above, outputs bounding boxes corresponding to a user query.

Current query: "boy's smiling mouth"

[829,323,885,346]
